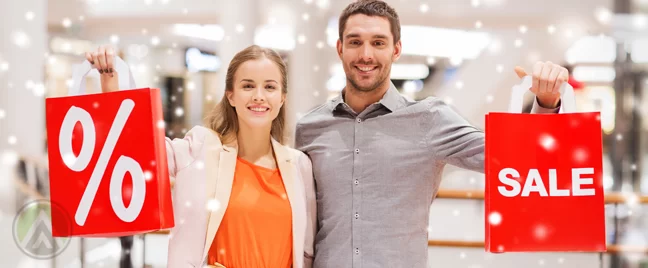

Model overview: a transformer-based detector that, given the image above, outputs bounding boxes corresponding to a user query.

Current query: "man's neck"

[343,81,391,114]
[236,123,273,163]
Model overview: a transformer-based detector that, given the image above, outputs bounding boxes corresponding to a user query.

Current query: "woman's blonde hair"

[205,45,288,145]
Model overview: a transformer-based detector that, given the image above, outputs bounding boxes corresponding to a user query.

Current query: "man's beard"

[347,65,389,92]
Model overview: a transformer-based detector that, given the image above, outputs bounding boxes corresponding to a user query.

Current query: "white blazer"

[164,126,316,268]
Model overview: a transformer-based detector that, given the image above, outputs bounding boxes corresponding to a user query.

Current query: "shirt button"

[355,213,359,219]
[355,148,360,154]
[354,180,359,185]
[355,248,360,254]
[356,118,361,123]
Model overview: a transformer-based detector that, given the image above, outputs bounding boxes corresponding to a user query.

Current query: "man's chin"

[351,80,381,92]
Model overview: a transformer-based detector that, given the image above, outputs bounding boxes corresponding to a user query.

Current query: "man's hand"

[514,61,569,109]
[85,45,119,93]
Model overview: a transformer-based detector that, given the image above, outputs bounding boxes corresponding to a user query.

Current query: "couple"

[88,1,568,267]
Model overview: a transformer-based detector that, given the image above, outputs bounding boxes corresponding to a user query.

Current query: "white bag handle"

[69,56,136,96]
[508,75,577,114]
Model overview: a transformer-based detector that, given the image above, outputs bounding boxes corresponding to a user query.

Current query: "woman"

[86,45,316,268]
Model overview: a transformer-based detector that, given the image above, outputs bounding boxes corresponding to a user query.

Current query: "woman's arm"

[84,45,202,186]
[297,152,317,267]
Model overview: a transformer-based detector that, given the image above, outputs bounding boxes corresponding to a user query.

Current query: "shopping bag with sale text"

[45,57,174,237]
[484,76,605,252]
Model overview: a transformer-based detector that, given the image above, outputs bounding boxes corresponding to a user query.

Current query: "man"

[294,0,568,267]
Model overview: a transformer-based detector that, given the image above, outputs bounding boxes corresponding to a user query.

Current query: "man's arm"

[425,99,486,173]
[426,96,561,173]
[431,61,568,173]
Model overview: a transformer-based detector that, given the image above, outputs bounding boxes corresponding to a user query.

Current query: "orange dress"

[207,156,293,268]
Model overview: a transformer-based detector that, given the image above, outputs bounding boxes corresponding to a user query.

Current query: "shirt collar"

[330,82,405,113]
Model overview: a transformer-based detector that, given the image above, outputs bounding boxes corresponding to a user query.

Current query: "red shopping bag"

[484,76,606,252]
[45,57,174,237]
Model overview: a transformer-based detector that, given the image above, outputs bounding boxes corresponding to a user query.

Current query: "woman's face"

[226,57,285,130]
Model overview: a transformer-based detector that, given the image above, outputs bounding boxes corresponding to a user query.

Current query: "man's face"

[337,14,401,92]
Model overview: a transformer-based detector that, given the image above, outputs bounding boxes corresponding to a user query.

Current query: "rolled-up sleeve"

[530,97,561,114]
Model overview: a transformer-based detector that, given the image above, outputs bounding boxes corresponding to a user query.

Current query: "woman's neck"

[236,122,274,167]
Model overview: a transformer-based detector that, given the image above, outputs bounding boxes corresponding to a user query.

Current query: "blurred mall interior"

[1,0,648,267]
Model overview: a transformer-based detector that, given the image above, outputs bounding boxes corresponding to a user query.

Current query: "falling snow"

[207,199,221,211]
[32,83,45,97]
[195,161,204,170]
[62,18,72,28]
[298,35,307,44]
[539,133,556,151]
[175,107,184,117]
[12,31,30,48]
[25,11,35,21]
[419,4,429,13]
[235,24,245,33]
[572,148,588,163]
[514,39,523,47]
[488,211,502,225]
[144,171,153,181]
[533,224,549,241]
[444,97,453,105]
[1,151,18,166]
[7,136,17,145]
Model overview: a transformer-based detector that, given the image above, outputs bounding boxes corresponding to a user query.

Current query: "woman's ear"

[226,91,234,107]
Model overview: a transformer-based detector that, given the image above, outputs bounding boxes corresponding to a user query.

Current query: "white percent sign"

[58,99,146,226]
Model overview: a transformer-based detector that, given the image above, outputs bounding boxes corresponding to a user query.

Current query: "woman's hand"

[85,45,119,93]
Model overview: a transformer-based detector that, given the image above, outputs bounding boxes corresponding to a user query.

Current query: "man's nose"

[359,44,373,62]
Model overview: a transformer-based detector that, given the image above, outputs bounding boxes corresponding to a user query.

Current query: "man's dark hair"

[338,0,401,44]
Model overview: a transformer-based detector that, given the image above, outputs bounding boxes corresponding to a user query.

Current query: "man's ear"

[336,39,343,60]
[392,40,402,62]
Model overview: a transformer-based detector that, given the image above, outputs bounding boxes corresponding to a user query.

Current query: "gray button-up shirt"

[295,83,558,268]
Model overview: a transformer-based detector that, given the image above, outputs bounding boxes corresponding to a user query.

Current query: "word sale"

[497,168,596,197]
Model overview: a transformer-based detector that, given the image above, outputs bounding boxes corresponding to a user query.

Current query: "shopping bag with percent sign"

[45,56,174,237]
[484,76,606,253]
